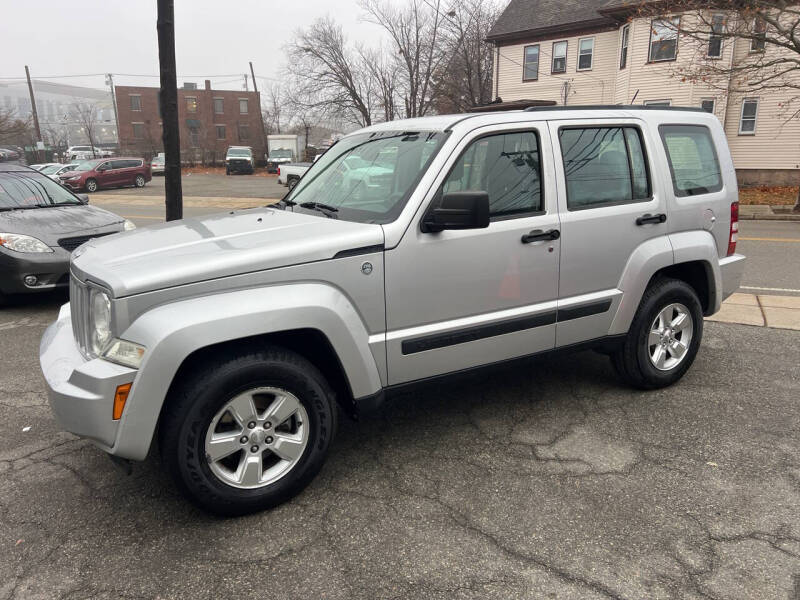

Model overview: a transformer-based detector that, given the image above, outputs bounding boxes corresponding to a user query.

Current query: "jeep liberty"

[40,106,745,515]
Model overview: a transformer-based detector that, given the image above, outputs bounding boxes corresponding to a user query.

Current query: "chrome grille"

[70,275,89,356]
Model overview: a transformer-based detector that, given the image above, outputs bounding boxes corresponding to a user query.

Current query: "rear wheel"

[287,178,298,191]
[160,346,338,516]
[611,277,703,389]
[134,174,145,187]
[85,178,98,192]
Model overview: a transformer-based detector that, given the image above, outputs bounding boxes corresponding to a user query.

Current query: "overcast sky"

[0,0,384,91]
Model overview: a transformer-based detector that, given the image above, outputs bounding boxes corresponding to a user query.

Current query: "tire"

[226,168,230,175]
[85,178,98,193]
[160,345,338,516]
[611,277,703,390]
[287,178,298,191]
[134,174,146,188]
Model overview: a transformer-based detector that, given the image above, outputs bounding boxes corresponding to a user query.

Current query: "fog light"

[24,275,38,286]
[113,383,132,420]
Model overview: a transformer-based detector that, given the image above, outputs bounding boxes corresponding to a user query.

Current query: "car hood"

[70,207,385,297]
[0,204,124,247]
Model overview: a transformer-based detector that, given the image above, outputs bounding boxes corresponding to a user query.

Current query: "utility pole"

[243,74,249,91]
[157,0,183,221]
[106,73,121,153]
[249,62,270,167]
[24,66,43,162]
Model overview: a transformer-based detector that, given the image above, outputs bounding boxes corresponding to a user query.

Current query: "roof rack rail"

[523,104,707,113]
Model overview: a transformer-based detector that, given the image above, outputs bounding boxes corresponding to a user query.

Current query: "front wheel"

[160,346,338,516]
[134,174,145,187]
[85,178,98,193]
[611,277,703,390]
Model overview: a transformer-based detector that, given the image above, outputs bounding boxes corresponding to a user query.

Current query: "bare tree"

[632,1,800,210]
[69,101,101,157]
[434,0,501,113]
[360,0,447,118]
[359,44,400,121]
[286,17,375,127]
[0,109,33,147]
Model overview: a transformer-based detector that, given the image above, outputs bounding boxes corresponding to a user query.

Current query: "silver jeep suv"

[40,106,745,515]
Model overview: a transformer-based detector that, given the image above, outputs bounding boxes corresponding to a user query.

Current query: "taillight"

[727,202,739,256]
[278,167,281,176]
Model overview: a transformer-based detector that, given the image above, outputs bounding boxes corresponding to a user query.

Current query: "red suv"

[59,158,152,193]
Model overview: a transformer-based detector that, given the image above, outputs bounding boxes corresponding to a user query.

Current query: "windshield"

[71,161,100,172]
[39,165,61,175]
[285,130,447,224]
[0,171,83,209]
[270,149,293,159]
[227,148,252,157]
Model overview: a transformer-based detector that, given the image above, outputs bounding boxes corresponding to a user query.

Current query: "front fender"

[112,283,383,460]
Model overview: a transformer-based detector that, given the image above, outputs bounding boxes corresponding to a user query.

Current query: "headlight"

[123,219,136,231]
[89,288,112,355]
[102,338,146,369]
[66,176,81,181]
[0,233,53,253]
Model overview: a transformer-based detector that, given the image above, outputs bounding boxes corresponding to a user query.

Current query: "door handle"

[636,213,667,226]
[521,229,560,244]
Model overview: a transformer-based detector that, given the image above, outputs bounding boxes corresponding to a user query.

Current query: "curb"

[740,204,800,221]
[740,213,800,221]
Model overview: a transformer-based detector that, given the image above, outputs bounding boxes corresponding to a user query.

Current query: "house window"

[751,18,767,51]
[523,45,540,81]
[620,24,630,69]
[189,127,199,147]
[186,97,198,113]
[130,95,141,111]
[739,99,759,134]
[213,98,224,114]
[649,17,680,62]
[239,99,249,114]
[132,123,144,139]
[708,14,725,58]
[559,127,651,210]
[552,41,567,73]
[238,123,250,141]
[578,38,594,70]
[644,100,672,107]
[215,125,226,140]
[701,99,715,114]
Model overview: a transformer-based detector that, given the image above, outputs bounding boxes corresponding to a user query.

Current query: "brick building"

[114,80,263,164]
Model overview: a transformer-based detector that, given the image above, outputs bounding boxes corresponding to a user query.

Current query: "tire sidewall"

[85,178,97,192]
[135,175,145,187]
[633,280,704,386]
[170,356,334,514]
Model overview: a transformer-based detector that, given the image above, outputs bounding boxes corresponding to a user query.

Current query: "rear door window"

[559,126,651,210]
[659,125,723,196]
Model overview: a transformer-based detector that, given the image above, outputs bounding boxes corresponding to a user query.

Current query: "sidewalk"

[740,204,800,221]
[706,293,800,330]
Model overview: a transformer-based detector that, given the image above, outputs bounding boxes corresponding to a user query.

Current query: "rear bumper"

[39,304,139,456]
[718,253,746,303]
[0,247,71,294]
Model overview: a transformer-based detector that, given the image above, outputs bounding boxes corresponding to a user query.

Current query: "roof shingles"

[487,0,621,42]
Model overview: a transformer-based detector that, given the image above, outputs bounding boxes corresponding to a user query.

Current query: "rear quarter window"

[659,125,723,197]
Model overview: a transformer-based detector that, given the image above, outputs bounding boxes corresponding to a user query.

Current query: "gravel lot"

[1,294,799,600]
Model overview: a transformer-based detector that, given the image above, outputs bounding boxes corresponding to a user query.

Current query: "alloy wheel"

[647,303,694,371]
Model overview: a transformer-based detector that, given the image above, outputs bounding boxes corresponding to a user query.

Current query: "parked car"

[0,148,21,162]
[59,158,151,192]
[41,163,82,181]
[66,146,113,161]
[151,153,165,175]
[0,163,134,305]
[277,162,311,190]
[225,146,254,175]
[40,106,745,516]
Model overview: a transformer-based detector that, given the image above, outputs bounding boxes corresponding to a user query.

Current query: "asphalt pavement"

[1,296,799,599]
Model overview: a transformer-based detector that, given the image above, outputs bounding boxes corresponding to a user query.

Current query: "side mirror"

[422,191,490,233]
[78,194,89,204]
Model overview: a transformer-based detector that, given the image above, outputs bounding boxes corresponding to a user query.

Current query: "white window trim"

[644,100,672,106]
[649,17,680,63]
[620,24,630,69]
[129,94,142,111]
[577,37,595,71]
[700,98,716,114]
[552,40,568,74]
[707,14,725,58]
[739,98,759,135]
[750,18,767,52]
[239,98,249,114]
[522,44,540,81]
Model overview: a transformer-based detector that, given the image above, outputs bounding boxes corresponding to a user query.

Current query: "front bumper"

[719,253,746,303]
[40,303,139,455]
[226,161,254,173]
[0,246,71,294]
[60,179,83,190]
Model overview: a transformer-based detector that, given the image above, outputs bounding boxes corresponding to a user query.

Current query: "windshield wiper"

[299,201,339,217]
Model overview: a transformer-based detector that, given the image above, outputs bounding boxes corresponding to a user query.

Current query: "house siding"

[492,12,800,181]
